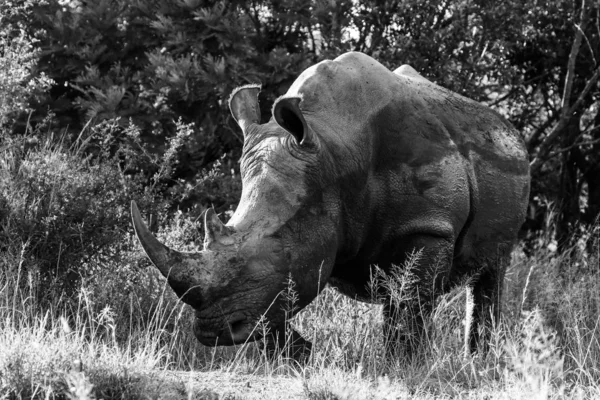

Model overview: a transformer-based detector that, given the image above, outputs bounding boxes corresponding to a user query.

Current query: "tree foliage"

[5,0,600,248]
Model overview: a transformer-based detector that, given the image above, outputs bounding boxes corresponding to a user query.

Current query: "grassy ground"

[1,234,599,400]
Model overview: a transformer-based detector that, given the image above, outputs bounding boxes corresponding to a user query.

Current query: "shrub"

[0,132,146,297]
[24,0,315,200]
[0,0,53,128]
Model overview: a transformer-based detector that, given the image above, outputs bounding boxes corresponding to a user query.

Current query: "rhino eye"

[278,106,304,143]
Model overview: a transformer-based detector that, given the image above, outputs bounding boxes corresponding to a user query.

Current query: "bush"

[23,0,315,195]
[0,0,53,128]
[0,131,146,296]
[0,4,232,305]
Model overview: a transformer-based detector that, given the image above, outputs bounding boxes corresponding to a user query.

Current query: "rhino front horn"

[130,201,204,308]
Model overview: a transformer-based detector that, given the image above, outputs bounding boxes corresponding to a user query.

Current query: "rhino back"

[285,52,529,266]
[286,51,527,172]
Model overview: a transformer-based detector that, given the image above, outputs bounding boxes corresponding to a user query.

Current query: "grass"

[1,232,600,400]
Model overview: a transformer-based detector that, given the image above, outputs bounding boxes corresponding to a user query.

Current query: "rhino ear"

[229,84,261,137]
[273,96,312,146]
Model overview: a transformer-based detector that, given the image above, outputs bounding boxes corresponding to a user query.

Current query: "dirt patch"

[141,370,305,400]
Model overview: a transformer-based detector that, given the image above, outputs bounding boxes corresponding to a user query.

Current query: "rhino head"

[132,84,340,346]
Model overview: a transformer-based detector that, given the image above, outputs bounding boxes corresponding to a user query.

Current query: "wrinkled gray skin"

[132,52,530,357]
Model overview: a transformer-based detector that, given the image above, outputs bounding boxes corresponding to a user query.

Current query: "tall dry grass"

[1,138,598,398]
[2,218,600,398]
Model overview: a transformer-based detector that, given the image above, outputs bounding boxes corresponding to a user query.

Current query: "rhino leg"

[383,234,454,360]
[383,301,424,360]
[468,242,511,352]
[261,328,312,364]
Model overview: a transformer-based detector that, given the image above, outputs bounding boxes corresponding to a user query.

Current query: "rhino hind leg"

[468,242,512,352]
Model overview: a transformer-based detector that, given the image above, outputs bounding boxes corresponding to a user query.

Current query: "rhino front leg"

[383,234,454,360]
[262,328,312,363]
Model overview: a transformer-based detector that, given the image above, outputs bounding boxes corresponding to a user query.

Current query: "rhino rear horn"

[229,84,261,136]
[203,208,233,248]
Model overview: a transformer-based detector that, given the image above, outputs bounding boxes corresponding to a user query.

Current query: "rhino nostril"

[228,315,247,336]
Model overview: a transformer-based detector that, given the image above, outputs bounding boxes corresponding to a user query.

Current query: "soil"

[141,370,305,400]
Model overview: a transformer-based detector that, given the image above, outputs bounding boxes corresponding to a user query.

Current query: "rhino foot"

[261,329,312,364]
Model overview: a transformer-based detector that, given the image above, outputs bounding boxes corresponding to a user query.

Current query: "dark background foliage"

[2,0,599,296]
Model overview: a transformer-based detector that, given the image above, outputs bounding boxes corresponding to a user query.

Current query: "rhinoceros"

[132,51,530,358]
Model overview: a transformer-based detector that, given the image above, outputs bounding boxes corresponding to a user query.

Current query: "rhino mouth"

[193,312,262,346]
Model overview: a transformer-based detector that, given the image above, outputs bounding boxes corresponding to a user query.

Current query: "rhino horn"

[229,84,261,136]
[131,201,203,308]
[203,208,233,249]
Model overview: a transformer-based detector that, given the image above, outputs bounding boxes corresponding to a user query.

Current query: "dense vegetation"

[1,0,599,398]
